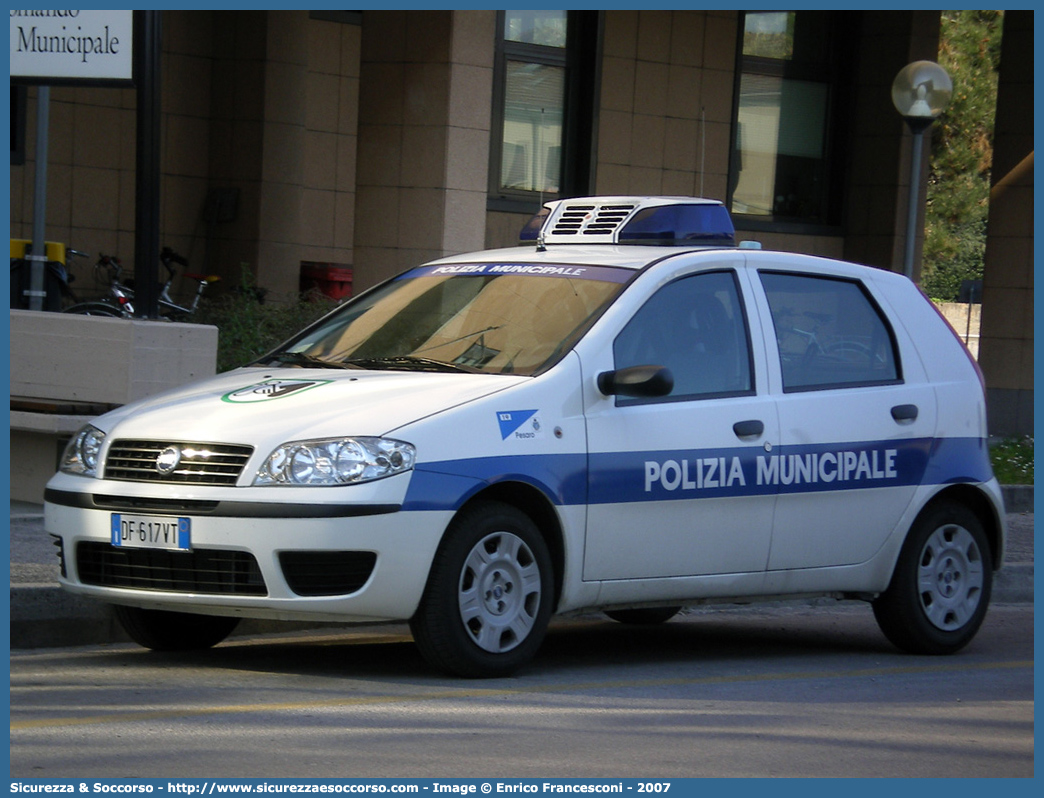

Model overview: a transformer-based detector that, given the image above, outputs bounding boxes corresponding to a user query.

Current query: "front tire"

[113,605,239,651]
[410,502,554,678]
[873,502,992,655]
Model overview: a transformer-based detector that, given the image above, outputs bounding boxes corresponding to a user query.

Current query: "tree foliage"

[921,10,1003,301]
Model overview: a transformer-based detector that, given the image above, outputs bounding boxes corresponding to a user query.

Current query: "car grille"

[279,551,377,597]
[77,542,267,595]
[104,440,254,486]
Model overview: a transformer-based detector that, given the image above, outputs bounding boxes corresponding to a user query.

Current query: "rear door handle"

[733,419,764,439]
[891,404,918,422]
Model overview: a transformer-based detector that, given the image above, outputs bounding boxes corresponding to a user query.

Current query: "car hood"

[92,367,526,445]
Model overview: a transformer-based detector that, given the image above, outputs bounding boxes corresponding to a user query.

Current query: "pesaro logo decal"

[222,379,331,403]
[497,409,543,441]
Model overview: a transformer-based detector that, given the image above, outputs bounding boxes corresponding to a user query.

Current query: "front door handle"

[733,419,764,439]
[891,404,919,423]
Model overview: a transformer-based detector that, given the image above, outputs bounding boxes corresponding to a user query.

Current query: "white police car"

[45,196,1007,677]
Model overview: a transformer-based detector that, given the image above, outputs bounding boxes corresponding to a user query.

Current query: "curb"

[1002,484,1034,514]
[10,563,1034,650]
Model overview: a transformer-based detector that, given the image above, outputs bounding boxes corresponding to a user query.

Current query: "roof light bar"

[519,196,736,248]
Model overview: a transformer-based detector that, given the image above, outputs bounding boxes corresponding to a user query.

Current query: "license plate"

[111,514,191,551]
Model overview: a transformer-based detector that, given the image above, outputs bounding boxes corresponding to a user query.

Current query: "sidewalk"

[10,488,1035,649]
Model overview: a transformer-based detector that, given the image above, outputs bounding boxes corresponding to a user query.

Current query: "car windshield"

[267,262,631,376]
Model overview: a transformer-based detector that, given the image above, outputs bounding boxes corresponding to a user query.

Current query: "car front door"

[582,266,780,587]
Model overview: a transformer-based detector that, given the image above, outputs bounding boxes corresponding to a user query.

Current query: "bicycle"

[63,247,219,320]
[61,253,134,317]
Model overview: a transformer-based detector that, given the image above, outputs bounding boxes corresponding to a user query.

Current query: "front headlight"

[60,425,106,477]
[254,436,416,486]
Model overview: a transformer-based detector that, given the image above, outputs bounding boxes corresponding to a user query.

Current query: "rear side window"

[759,271,899,392]
[613,270,754,404]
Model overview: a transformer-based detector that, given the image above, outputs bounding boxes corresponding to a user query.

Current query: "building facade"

[9,9,1033,435]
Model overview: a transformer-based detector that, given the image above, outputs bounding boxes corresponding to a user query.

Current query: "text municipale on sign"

[10,10,134,83]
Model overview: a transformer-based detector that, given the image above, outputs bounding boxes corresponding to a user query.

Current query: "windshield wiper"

[265,352,360,370]
[340,355,478,374]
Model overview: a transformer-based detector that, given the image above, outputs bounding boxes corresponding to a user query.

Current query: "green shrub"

[191,269,340,373]
[990,436,1034,485]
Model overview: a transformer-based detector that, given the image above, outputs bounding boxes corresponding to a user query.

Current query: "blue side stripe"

[924,435,995,485]
[595,439,931,505]
[402,454,587,512]
[401,438,992,511]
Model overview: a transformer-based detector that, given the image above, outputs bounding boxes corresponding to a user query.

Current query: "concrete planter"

[9,309,218,502]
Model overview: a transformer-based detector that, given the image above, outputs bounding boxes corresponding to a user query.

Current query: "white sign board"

[10,9,134,83]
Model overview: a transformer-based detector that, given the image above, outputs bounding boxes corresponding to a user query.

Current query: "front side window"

[613,271,754,404]
[730,11,844,226]
[760,271,900,391]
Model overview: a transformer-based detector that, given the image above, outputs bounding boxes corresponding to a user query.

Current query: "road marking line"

[10,659,1032,731]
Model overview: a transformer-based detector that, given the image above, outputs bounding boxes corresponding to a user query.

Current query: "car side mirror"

[597,365,674,398]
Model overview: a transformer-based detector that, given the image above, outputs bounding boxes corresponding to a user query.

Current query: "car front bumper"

[44,476,448,623]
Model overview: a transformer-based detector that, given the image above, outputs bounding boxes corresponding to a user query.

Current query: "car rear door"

[750,263,938,570]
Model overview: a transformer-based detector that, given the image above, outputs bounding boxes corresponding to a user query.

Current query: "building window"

[500,59,566,195]
[490,10,599,211]
[729,11,846,227]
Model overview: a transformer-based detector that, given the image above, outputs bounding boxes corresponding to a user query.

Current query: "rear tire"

[113,605,239,651]
[605,607,681,625]
[873,502,992,655]
[410,501,554,678]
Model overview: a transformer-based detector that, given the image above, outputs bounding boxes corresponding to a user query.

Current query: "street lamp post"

[891,60,952,281]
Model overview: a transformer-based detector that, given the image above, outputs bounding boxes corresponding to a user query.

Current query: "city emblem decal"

[222,379,332,404]
[497,409,544,441]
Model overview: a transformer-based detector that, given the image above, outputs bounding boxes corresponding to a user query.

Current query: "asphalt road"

[10,602,1033,779]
